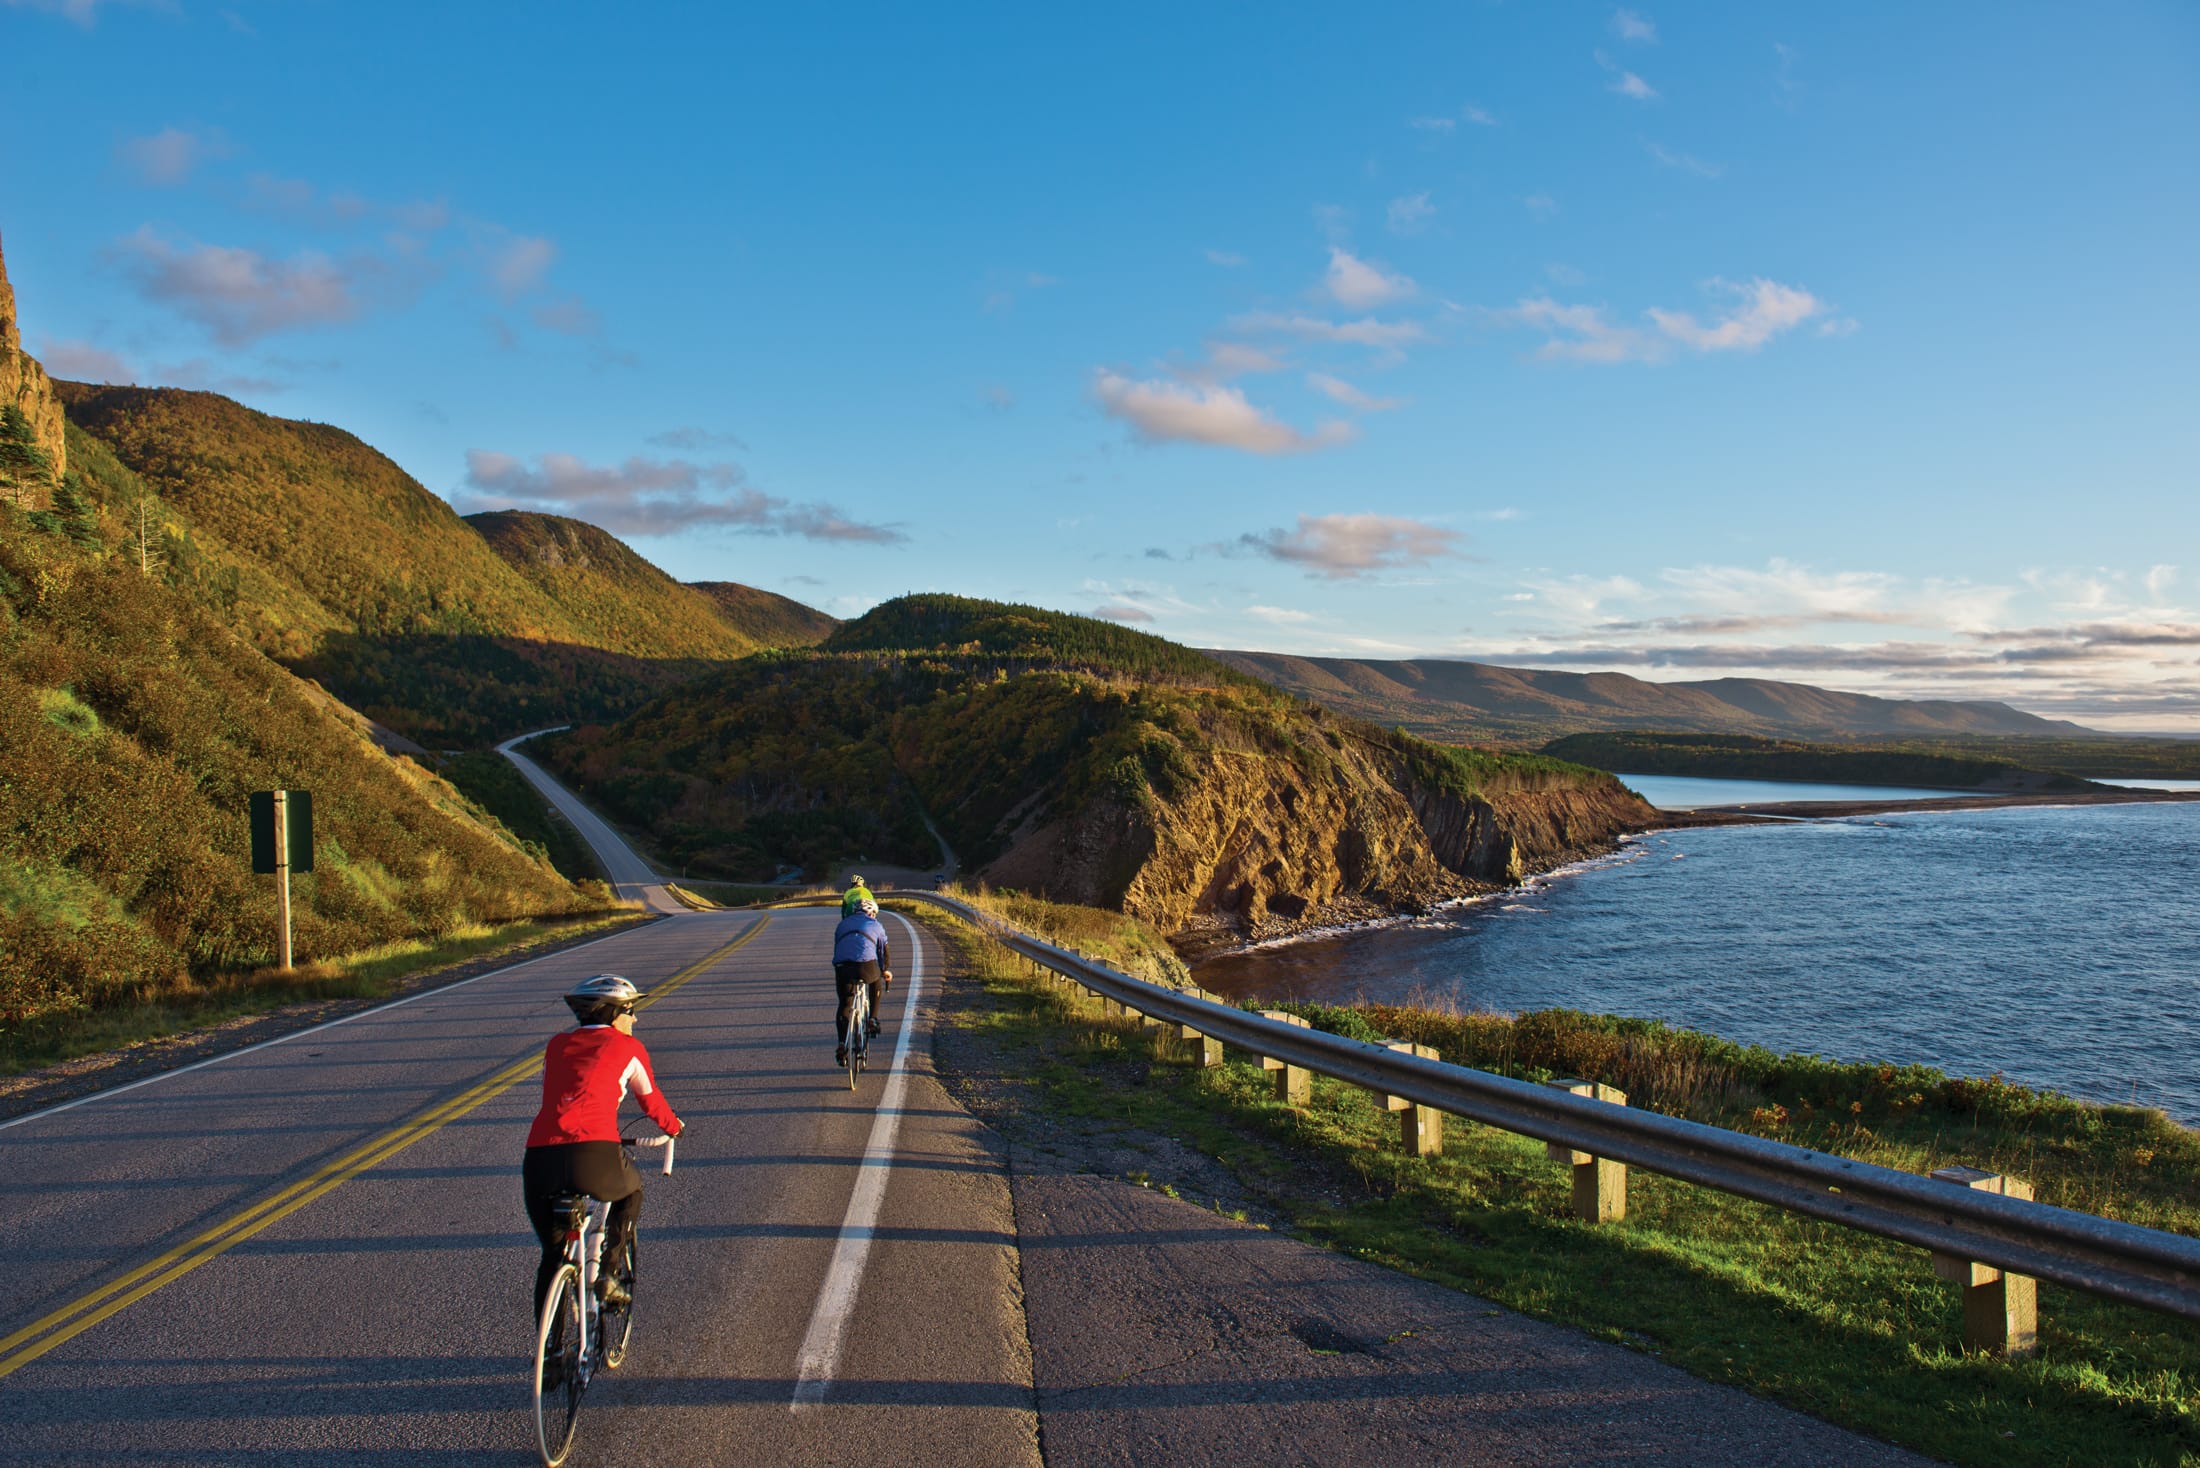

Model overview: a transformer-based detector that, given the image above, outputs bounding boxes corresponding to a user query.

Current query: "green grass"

[0,912,635,1077]
[913,908,2200,1468]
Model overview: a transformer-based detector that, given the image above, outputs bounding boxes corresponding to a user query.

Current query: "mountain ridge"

[1204,650,2092,745]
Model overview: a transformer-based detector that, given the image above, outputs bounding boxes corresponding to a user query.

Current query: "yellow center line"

[0,916,768,1380]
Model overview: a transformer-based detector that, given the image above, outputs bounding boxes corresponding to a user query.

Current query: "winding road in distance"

[0,742,1930,1465]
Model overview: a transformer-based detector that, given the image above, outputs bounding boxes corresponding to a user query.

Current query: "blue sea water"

[1195,798,2200,1122]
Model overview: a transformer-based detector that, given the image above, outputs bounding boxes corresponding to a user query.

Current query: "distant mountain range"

[1203,652,2094,745]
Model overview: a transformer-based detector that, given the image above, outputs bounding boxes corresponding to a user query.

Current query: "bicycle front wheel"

[532,1265,585,1467]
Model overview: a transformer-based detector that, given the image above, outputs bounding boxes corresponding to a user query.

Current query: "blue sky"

[6,1,2197,729]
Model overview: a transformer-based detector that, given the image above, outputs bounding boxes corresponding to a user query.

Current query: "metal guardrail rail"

[895,889,2200,1324]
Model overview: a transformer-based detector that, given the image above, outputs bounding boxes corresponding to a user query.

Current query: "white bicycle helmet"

[565,973,641,1021]
[857,898,879,917]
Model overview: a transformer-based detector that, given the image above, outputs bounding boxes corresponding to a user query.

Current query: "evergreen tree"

[48,472,102,549]
[0,401,54,509]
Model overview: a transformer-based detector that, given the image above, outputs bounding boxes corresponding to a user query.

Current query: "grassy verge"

[435,750,605,884]
[676,879,831,907]
[907,904,2200,1468]
[0,912,635,1076]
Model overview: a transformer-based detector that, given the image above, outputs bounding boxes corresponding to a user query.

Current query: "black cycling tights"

[522,1141,642,1311]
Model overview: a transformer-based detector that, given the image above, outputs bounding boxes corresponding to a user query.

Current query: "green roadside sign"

[249,789,314,874]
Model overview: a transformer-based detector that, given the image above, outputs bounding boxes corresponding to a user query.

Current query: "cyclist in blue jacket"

[832,898,892,1067]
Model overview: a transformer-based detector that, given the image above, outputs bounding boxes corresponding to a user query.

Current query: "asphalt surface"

[496,732,686,914]
[0,753,1938,1465]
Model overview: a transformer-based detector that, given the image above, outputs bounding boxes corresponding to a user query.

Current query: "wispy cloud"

[1386,191,1435,235]
[1463,105,1499,127]
[1238,513,1465,580]
[4,0,163,26]
[37,338,137,382]
[1596,50,1659,101]
[1524,193,1560,220]
[1247,604,1316,625]
[1094,371,1353,455]
[36,336,287,396]
[1409,116,1456,134]
[1205,249,1247,267]
[482,232,556,298]
[1091,603,1154,624]
[649,426,747,451]
[1230,311,1428,349]
[118,126,225,185]
[1325,247,1415,307]
[1305,372,1403,412]
[1645,141,1722,178]
[1495,278,1832,363]
[112,227,384,345]
[1647,278,1826,351]
[459,450,905,543]
[1611,8,1657,43]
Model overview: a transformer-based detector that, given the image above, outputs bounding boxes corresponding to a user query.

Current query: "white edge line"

[0,917,717,1134]
[790,911,925,1410]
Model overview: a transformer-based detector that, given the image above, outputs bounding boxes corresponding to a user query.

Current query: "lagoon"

[1616,772,1973,810]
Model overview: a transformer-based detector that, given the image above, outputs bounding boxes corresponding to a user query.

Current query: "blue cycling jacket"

[833,913,890,966]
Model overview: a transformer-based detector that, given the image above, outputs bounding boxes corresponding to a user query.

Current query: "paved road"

[0,757,1936,1465]
[497,731,686,914]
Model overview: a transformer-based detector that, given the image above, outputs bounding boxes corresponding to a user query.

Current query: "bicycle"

[531,1132,676,1467]
[842,978,871,1090]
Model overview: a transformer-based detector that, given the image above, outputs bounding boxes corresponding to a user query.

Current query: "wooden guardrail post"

[1375,1042,1445,1156]
[1258,1011,1313,1105]
[1544,1079,1627,1222]
[1929,1166,2040,1357]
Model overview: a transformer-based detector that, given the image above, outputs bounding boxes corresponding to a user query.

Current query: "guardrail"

[893,889,2200,1347]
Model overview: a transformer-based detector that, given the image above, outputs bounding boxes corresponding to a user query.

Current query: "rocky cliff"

[0,231,66,508]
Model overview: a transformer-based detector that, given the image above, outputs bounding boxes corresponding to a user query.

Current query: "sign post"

[249,790,314,970]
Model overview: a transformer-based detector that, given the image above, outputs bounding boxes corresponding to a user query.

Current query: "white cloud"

[1325,247,1415,308]
[1646,142,1722,178]
[485,233,556,298]
[1248,605,1316,625]
[459,449,905,543]
[1545,262,1587,286]
[2146,565,2180,602]
[1495,278,1833,363]
[1647,278,1826,351]
[1239,513,1465,580]
[1463,105,1498,127]
[1197,341,1289,380]
[113,227,371,345]
[1094,371,1353,455]
[1499,298,1661,363]
[1597,50,1660,100]
[118,126,222,185]
[1091,603,1155,624]
[1386,191,1435,235]
[1524,193,1559,220]
[4,0,159,26]
[1612,8,1657,43]
[1305,372,1403,412]
[37,338,137,382]
[1205,249,1247,267]
[1229,311,1429,349]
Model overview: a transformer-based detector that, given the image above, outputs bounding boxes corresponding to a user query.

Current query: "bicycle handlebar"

[623,1134,677,1175]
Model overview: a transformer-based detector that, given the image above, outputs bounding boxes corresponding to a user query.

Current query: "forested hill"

[824,593,1256,686]
[1542,732,2102,793]
[543,595,1653,948]
[688,580,838,646]
[1207,650,2092,746]
[51,383,829,745]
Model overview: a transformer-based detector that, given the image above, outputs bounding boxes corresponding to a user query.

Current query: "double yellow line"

[0,917,768,1380]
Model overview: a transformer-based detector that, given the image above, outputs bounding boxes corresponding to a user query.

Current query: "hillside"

[542,598,1655,948]
[0,485,591,1031]
[1542,732,2103,793]
[687,580,837,646]
[1207,650,2093,745]
[50,383,827,744]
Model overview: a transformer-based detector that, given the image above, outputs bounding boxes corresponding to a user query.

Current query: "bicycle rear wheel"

[846,992,865,1090]
[532,1265,585,1466]
[599,1235,636,1370]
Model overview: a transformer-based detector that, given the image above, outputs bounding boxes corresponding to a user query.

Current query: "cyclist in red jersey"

[522,974,685,1313]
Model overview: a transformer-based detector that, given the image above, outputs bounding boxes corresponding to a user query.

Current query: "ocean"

[1194,795,2200,1123]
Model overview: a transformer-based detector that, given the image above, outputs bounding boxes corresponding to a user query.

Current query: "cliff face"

[0,231,67,507]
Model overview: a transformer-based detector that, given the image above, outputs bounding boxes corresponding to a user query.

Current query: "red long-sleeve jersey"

[525,1025,680,1147]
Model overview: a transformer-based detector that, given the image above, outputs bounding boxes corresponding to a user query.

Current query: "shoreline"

[1661,787,2200,823]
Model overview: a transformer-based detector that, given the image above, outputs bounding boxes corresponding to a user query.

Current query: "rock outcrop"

[0,230,66,508]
